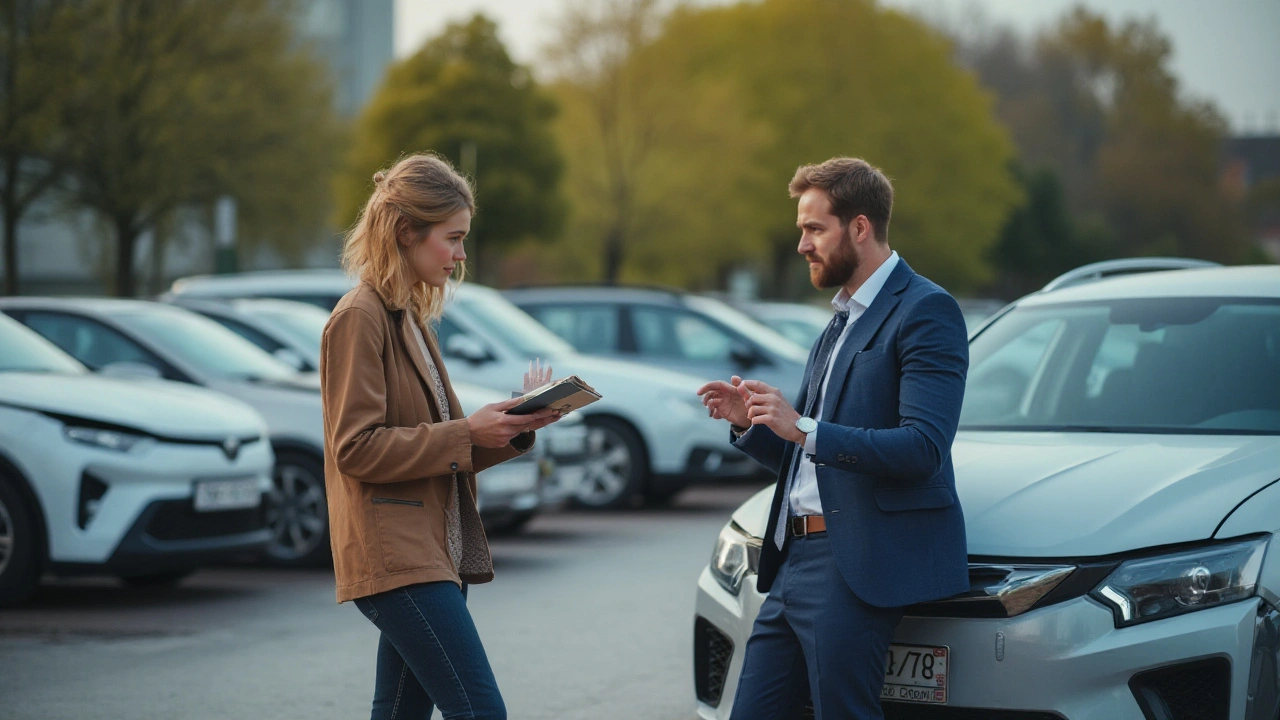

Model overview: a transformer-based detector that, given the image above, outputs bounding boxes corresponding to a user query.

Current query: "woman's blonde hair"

[342,153,476,324]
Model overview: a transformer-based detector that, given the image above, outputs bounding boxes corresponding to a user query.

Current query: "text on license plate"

[882,644,948,705]
[194,477,261,512]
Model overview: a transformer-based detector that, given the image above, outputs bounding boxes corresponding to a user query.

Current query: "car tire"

[574,416,647,510]
[263,450,331,568]
[118,569,195,588]
[0,472,41,607]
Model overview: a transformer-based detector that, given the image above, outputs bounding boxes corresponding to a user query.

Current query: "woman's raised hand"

[523,358,553,393]
[466,397,560,449]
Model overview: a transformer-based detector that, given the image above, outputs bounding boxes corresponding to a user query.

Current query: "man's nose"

[797,233,814,254]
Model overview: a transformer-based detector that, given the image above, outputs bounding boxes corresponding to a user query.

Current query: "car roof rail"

[1039,257,1221,293]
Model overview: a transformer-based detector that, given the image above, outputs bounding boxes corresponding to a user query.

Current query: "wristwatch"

[795,416,818,435]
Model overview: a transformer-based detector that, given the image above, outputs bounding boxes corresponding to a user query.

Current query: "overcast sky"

[395,0,1280,135]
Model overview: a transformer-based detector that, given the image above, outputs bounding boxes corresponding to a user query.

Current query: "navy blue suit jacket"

[734,259,970,608]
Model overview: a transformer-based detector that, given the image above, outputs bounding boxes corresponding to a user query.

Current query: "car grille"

[694,617,735,707]
[144,500,267,541]
[1129,658,1230,720]
[906,562,1117,619]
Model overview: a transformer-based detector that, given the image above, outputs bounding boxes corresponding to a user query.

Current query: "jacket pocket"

[371,497,425,507]
[371,499,429,572]
[874,485,955,512]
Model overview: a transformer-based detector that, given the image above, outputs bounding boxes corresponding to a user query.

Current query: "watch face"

[796,417,818,434]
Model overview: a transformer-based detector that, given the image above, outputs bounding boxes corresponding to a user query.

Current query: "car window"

[524,305,619,354]
[631,306,736,362]
[962,298,1280,433]
[0,313,86,374]
[454,294,576,358]
[110,309,295,382]
[206,315,287,355]
[19,311,177,378]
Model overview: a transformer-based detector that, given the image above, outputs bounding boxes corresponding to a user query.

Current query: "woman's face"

[403,209,470,287]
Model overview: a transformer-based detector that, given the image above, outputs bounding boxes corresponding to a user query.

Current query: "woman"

[320,153,560,720]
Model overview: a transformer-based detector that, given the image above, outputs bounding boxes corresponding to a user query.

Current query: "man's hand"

[739,380,805,443]
[467,397,561,449]
[697,375,751,429]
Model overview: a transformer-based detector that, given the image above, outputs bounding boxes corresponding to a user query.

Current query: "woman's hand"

[523,358,553,393]
[466,397,561,449]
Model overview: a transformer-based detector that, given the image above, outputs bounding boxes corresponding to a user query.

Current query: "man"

[697,157,969,719]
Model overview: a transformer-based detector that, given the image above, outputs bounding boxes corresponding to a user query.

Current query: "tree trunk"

[2,203,18,296]
[602,225,624,286]
[770,238,793,299]
[113,215,138,297]
[148,227,167,296]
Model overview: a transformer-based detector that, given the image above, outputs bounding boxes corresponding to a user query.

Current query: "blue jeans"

[730,533,904,720]
[353,582,505,720]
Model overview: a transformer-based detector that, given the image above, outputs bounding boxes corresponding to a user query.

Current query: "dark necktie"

[776,309,849,549]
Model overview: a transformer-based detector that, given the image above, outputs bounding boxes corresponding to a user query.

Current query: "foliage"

[960,8,1247,265]
[547,0,1020,295]
[335,14,564,284]
[59,0,340,297]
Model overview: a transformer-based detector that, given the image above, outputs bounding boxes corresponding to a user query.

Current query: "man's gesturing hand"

[466,397,560,449]
[739,380,806,443]
[697,375,750,429]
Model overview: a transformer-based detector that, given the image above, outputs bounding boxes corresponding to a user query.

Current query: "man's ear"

[854,215,873,244]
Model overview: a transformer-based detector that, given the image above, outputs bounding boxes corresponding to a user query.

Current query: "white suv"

[0,314,273,605]
[695,262,1280,720]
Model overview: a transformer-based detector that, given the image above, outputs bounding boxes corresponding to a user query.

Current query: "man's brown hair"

[789,157,893,243]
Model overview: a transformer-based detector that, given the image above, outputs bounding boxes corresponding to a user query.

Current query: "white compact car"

[0,314,273,605]
[695,262,1280,720]
[166,271,759,508]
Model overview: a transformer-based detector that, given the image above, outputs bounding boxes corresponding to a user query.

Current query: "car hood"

[732,486,775,540]
[206,377,323,446]
[954,431,1280,558]
[0,372,265,438]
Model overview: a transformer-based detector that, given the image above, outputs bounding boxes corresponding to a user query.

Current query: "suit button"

[849,456,858,464]
[450,461,459,471]
[837,454,847,462]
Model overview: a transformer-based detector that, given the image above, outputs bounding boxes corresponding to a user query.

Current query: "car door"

[8,311,187,382]
[520,304,624,358]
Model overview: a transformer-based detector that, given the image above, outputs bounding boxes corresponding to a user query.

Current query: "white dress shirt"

[786,251,900,529]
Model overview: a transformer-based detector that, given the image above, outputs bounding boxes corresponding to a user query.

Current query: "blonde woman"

[320,153,560,719]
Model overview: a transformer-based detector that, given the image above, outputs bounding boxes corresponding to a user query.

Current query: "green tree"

[64,0,339,297]
[336,14,564,285]
[960,9,1246,264]
[0,0,86,295]
[548,0,1021,294]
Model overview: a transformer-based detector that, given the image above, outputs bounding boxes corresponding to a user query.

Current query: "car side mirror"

[272,348,308,371]
[445,334,493,364]
[730,343,762,370]
[99,361,163,380]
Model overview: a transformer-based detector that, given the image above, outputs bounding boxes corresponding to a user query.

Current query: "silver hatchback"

[695,263,1280,720]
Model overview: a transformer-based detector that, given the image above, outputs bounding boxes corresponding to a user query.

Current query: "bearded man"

[698,157,970,719]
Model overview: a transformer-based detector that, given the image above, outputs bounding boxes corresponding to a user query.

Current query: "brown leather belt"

[789,514,826,537]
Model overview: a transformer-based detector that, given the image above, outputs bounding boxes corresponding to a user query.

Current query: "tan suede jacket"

[320,283,530,603]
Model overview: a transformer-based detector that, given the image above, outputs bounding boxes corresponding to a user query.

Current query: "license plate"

[882,644,949,705]
[194,477,261,512]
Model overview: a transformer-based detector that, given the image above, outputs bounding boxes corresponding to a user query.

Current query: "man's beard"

[807,225,858,289]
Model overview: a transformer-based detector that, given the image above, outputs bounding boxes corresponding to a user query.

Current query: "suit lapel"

[820,259,915,421]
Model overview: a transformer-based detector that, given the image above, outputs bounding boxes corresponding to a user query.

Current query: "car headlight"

[64,426,145,452]
[710,521,762,596]
[1092,536,1269,628]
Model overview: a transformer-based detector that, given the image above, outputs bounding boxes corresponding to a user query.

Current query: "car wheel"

[0,473,41,607]
[574,416,647,510]
[264,451,331,567]
[118,569,195,588]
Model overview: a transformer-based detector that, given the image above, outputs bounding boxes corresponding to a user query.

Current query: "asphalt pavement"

[0,483,763,720]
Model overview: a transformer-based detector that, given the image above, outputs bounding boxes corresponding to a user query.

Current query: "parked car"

[742,300,831,349]
[693,261,1280,719]
[165,271,757,508]
[0,298,338,567]
[0,313,273,605]
[167,294,590,519]
[504,286,811,403]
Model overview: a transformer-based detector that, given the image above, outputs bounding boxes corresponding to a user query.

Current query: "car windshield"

[0,315,86,374]
[961,297,1280,434]
[685,296,810,362]
[246,305,329,356]
[112,308,297,381]
[454,292,576,358]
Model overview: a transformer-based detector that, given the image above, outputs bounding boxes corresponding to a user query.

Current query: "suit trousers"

[729,533,904,720]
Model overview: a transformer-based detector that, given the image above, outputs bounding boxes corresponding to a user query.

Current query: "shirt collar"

[831,250,900,313]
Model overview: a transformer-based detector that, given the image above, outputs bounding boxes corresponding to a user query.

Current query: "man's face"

[796,188,857,289]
